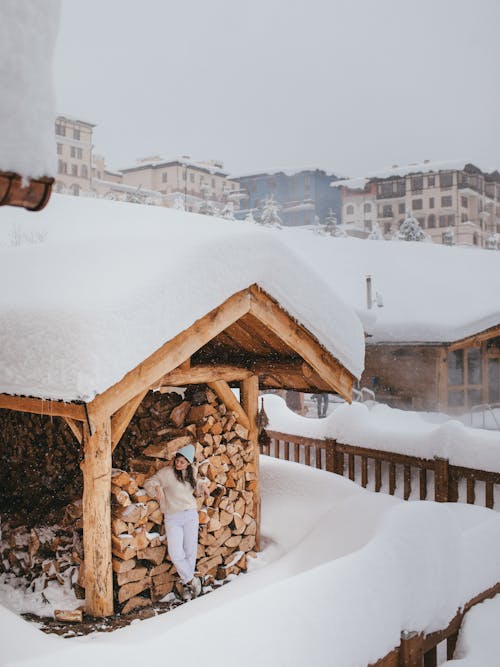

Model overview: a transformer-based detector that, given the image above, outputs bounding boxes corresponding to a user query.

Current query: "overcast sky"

[54,0,499,178]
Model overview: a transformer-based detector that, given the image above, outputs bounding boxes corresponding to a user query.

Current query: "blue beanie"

[176,444,195,464]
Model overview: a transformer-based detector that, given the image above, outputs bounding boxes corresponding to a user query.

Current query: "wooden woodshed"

[0,196,363,618]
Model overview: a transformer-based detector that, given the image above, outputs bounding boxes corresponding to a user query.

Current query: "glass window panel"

[448,390,464,407]
[448,350,464,386]
[467,389,482,407]
[489,359,500,403]
[467,348,482,385]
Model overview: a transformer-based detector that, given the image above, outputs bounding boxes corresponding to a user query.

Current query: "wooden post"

[82,410,114,617]
[325,439,335,473]
[399,631,423,667]
[240,375,260,551]
[434,457,449,503]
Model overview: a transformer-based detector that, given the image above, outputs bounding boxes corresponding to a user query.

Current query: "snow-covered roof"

[0,195,364,402]
[281,229,500,344]
[0,3,59,180]
[233,165,342,180]
[120,156,230,176]
[331,159,484,191]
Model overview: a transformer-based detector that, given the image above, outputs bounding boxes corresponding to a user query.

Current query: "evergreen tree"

[486,234,498,250]
[259,196,282,228]
[245,210,257,224]
[324,208,338,235]
[220,201,236,221]
[173,193,185,211]
[368,221,384,240]
[394,210,427,242]
[442,227,455,246]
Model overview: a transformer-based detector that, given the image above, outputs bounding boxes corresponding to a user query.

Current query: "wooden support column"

[82,409,114,617]
[240,375,260,551]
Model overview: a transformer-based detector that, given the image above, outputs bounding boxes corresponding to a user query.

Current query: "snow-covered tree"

[485,234,499,250]
[394,210,427,242]
[198,198,215,216]
[323,209,338,235]
[442,227,455,246]
[245,210,257,224]
[220,201,236,221]
[173,193,185,211]
[259,196,282,228]
[368,221,384,240]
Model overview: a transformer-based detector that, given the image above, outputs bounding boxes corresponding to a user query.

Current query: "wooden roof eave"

[0,171,54,211]
[447,324,500,352]
[0,283,355,425]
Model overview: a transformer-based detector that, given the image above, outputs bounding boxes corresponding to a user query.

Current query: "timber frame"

[0,283,356,617]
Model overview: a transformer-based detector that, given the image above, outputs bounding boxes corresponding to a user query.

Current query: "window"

[77,148,83,159]
[363,203,372,213]
[427,214,436,228]
[411,175,423,192]
[448,350,464,386]
[418,217,425,228]
[412,199,423,210]
[439,214,455,227]
[382,205,393,218]
[441,196,452,207]
[71,184,80,196]
[440,172,453,189]
[427,175,435,187]
[378,180,405,198]
[364,220,372,231]
[73,128,81,140]
[346,204,354,215]
[190,173,195,183]
[398,203,405,214]
[81,165,88,179]
[55,124,66,136]
[461,196,468,208]
[211,178,216,188]
[383,222,391,234]
[447,347,483,410]
[162,172,168,183]
[71,164,78,176]
[57,143,63,155]
[58,160,67,174]
[429,197,434,209]
[70,146,76,158]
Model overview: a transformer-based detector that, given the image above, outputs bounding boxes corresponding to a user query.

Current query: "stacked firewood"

[0,507,84,598]
[107,386,258,614]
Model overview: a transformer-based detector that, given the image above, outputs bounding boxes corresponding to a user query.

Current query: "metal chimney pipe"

[366,275,373,309]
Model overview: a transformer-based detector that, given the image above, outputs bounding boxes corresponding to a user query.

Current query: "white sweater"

[144,465,199,516]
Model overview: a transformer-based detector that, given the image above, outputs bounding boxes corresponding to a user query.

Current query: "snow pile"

[0,195,364,401]
[263,394,500,474]
[442,595,500,666]
[0,1,60,179]
[2,457,500,666]
[280,228,500,343]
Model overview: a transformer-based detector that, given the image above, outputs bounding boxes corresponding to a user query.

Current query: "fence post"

[434,457,450,502]
[399,631,423,667]
[325,438,335,472]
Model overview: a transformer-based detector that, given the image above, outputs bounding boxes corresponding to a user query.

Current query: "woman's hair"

[173,454,196,490]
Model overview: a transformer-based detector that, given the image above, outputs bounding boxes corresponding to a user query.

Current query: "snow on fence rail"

[263,431,500,509]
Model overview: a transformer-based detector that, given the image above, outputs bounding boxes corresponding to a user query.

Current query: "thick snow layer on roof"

[2,457,500,666]
[233,165,341,179]
[0,195,364,401]
[331,158,482,191]
[0,1,60,179]
[280,229,500,344]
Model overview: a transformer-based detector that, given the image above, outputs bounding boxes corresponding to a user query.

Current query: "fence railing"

[263,431,500,510]
[263,431,500,665]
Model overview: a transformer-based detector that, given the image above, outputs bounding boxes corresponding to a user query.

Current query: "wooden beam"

[207,380,250,430]
[158,364,253,387]
[240,375,260,551]
[111,390,148,451]
[82,408,113,617]
[248,286,354,401]
[448,324,500,352]
[63,417,83,445]
[0,394,86,421]
[90,289,251,418]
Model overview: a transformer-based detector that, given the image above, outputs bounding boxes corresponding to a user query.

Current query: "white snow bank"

[442,595,500,667]
[2,457,500,667]
[263,395,500,474]
[0,1,60,179]
[280,228,500,344]
[0,195,364,401]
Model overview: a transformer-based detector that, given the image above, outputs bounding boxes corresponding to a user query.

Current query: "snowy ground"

[1,456,500,667]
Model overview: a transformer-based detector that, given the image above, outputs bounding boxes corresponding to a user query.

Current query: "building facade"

[54,116,239,212]
[336,160,500,247]
[235,168,342,226]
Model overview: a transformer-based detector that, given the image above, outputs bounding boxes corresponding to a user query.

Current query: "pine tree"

[442,226,455,246]
[324,209,338,235]
[368,221,384,240]
[220,201,236,221]
[259,196,282,228]
[486,234,498,250]
[245,210,257,224]
[394,210,427,242]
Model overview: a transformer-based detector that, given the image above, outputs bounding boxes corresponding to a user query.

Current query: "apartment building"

[335,160,500,247]
[119,156,240,212]
[54,115,94,195]
[235,168,342,226]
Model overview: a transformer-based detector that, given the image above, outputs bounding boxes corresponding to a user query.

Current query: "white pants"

[165,509,199,584]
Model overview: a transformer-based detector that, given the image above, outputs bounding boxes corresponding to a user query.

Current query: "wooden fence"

[264,431,500,509]
[263,431,500,665]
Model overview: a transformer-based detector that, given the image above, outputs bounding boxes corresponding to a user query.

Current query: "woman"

[144,443,208,600]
